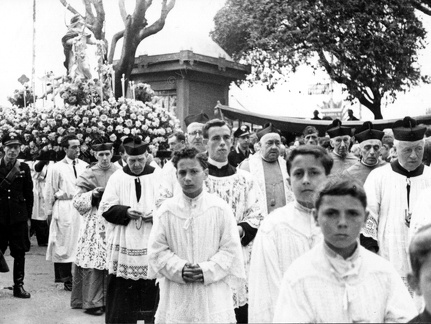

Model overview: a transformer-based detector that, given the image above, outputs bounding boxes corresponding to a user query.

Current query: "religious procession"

[2,1,431,324]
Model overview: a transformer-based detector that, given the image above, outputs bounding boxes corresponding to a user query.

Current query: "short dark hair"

[169,131,185,143]
[409,223,431,279]
[286,145,333,176]
[203,119,232,139]
[172,147,208,170]
[60,134,79,148]
[315,177,367,211]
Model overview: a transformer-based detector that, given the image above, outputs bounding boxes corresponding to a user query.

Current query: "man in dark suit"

[0,132,34,298]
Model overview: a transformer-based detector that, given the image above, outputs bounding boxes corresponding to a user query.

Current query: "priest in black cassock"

[100,136,161,324]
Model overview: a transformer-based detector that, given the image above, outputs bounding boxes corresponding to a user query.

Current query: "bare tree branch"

[119,0,127,23]
[138,0,175,40]
[109,30,125,64]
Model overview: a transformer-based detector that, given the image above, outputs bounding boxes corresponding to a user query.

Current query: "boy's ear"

[203,168,209,179]
[407,273,421,296]
[312,208,319,226]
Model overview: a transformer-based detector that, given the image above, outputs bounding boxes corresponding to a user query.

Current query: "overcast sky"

[1,0,431,119]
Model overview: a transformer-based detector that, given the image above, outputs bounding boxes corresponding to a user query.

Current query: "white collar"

[65,156,77,164]
[208,157,228,169]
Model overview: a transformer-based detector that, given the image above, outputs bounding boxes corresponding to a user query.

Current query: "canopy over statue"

[62,14,105,81]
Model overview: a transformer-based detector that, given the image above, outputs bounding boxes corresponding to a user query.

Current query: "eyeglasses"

[188,130,203,136]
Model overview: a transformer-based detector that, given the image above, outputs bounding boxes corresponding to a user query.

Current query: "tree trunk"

[361,100,383,119]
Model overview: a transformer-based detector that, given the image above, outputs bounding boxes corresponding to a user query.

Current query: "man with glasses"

[156,113,209,207]
[229,125,253,167]
[185,112,209,153]
[45,134,88,291]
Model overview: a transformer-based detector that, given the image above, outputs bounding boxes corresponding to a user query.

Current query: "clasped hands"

[126,208,153,223]
[182,263,203,283]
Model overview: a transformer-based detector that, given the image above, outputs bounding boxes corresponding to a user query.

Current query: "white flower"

[124,127,130,135]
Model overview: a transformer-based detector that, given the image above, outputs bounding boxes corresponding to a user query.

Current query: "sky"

[1,0,431,120]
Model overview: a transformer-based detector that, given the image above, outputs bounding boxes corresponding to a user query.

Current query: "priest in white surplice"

[362,117,431,287]
[148,148,245,323]
[99,136,161,324]
[248,145,333,323]
[239,123,293,215]
[202,119,264,323]
[273,178,417,323]
[45,134,88,291]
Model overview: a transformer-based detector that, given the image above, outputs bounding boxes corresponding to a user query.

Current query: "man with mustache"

[327,119,358,175]
[239,123,293,215]
[342,122,386,185]
[363,117,431,289]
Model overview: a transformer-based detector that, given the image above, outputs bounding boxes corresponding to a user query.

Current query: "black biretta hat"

[257,123,280,140]
[184,113,209,127]
[123,137,148,156]
[327,119,352,138]
[392,117,426,142]
[355,122,385,143]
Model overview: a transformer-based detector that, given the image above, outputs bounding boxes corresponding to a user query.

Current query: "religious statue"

[62,15,104,80]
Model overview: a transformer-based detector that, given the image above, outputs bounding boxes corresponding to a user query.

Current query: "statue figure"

[62,15,103,80]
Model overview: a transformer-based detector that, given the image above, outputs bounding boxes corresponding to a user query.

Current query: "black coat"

[0,159,34,225]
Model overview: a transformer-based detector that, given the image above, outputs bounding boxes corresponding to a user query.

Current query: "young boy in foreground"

[147,147,245,323]
[408,224,431,323]
[273,178,417,323]
[249,145,333,323]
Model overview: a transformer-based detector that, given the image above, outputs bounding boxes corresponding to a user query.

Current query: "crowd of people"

[1,112,431,323]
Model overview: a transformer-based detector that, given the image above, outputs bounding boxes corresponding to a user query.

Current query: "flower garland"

[1,80,180,158]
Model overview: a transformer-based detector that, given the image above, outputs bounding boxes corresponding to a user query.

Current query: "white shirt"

[148,191,245,323]
[248,201,322,323]
[273,242,417,323]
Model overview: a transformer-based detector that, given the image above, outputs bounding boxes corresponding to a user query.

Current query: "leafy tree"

[59,0,175,98]
[212,0,428,119]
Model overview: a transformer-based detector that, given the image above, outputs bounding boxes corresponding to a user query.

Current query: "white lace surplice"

[72,164,119,270]
[273,243,417,323]
[248,201,322,323]
[362,164,431,280]
[99,168,161,280]
[205,169,264,307]
[148,191,245,323]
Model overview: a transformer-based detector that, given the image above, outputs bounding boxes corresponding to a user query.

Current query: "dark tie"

[6,162,13,170]
[135,178,141,202]
[72,160,77,178]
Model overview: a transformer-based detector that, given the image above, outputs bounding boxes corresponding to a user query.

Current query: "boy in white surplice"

[273,178,417,323]
[148,147,245,323]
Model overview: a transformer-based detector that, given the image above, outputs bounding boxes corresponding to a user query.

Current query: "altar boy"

[273,178,417,323]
